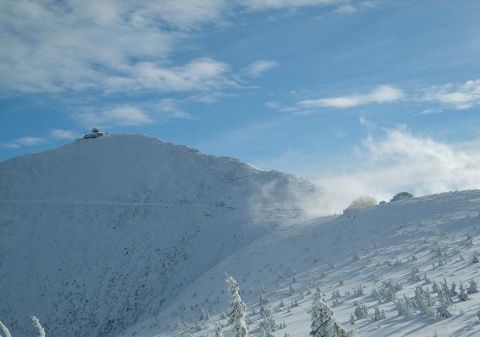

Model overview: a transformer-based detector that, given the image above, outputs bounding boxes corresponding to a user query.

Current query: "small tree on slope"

[0,320,12,337]
[226,275,248,337]
[310,289,355,337]
[31,316,46,337]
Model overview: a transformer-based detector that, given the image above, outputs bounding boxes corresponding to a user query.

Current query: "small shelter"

[83,128,103,139]
[390,192,413,202]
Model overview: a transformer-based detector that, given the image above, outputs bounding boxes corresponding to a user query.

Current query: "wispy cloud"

[238,0,340,11]
[50,129,78,140]
[154,99,194,120]
[422,79,480,110]
[0,137,47,149]
[243,60,279,77]
[0,1,231,94]
[77,106,154,127]
[334,4,357,15]
[313,126,480,214]
[300,85,405,109]
[103,58,232,93]
[0,0,347,95]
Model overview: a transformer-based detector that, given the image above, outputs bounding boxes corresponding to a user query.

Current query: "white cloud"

[154,99,194,119]
[0,142,21,150]
[0,1,228,94]
[103,58,231,93]
[16,137,47,146]
[50,129,78,140]
[0,0,356,95]
[335,4,357,15]
[300,85,405,109]
[313,127,480,214]
[78,106,154,127]
[238,0,339,11]
[243,60,279,77]
[0,137,47,149]
[422,79,480,110]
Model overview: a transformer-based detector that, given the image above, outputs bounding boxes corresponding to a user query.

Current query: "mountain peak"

[0,134,323,337]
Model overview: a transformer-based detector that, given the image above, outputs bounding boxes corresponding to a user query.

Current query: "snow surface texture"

[0,134,323,337]
[2,134,480,337]
[116,189,480,337]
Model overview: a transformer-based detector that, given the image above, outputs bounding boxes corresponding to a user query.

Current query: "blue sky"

[1,0,480,204]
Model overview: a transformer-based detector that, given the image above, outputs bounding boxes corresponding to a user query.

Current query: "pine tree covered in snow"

[373,306,386,321]
[226,276,248,337]
[31,316,46,337]
[395,295,415,318]
[353,303,368,319]
[259,294,276,337]
[457,283,468,301]
[214,322,223,337]
[468,279,478,294]
[436,292,452,319]
[0,320,12,337]
[310,289,355,337]
[413,286,435,317]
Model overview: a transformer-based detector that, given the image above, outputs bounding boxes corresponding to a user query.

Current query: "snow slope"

[0,134,323,337]
[118,190,480,337]
[2,134,480,337]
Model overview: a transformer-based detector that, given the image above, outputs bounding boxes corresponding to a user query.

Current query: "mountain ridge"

[0,134,324,337]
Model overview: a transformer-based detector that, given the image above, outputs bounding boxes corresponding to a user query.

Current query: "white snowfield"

[1,134,479,337]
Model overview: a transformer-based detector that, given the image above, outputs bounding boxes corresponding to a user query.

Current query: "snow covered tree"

[214,322,223,337]
[259,293,269,308]
[310,289,355,337]
[353,303,368,319]
[226,276,248,337]
[259,294,276,337]
[468,279,478,294]
[436,292,452,319]
[458,283,468,301]
[395,295,414,318]
[373,306,386,321]
[413,286,435,317]
[0,320,12,337]
[31,316,46,337]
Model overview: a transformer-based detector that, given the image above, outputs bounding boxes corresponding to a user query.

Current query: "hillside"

[0,134,323,337]
[1,135,480,337]
[118,190,480,337]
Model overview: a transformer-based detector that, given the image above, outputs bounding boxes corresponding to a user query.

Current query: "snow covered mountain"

[2,134,480,337]
[0,134,323,337]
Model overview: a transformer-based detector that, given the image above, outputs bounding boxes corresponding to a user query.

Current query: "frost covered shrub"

[31,316,46,337]
[467,279,478,294]
[310,289,355,337]
[395,295,415,318]
[374,279,402,303]
[373,306,386,321]
[458,283,469,301]
[413,286,435,317]
[0,320,12,337]
[354,303,368,319]
[436,291,452,319]
[353,285,364,297]
[226,276,248,337]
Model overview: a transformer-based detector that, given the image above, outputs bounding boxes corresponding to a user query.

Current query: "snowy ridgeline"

[1,135,480,337]
[0,134,323,337]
